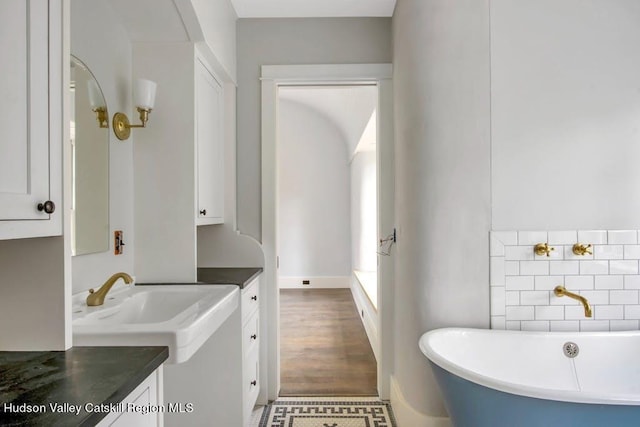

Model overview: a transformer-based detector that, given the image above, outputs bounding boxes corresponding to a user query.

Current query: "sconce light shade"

[133,78,157,110]
[112,78,158,140]
[87,79,105,109]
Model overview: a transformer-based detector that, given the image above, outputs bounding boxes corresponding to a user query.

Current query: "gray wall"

[392,0,491,417]
[236,18,392,241]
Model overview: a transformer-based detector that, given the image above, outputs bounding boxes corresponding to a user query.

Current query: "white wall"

[491,0,640,230]
[237,18,392,241]
[277,99,351,277]
[351,150,377,273]
[392,0,491,419]
[70,0,134,293]
[392,0,640,422]
[190,0,238,82]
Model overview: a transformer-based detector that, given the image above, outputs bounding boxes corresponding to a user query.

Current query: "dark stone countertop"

[0,346,168,426]
[196,267,262,289]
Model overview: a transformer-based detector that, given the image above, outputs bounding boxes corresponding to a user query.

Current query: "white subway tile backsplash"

[505,261,519,276]
[505,321,521,330]
[505,246,534,261]
[549,261,579,275]
[490,257,505,286]
[518,231,548,245]
[625,275,640,289]
[535,305,564,320]
[595,276,623,290]
[609,290,639,305]
[506,276,534,291]
[594,305,624,320]
[520,291,550,306]
[610,260,639,275]
[565,275,594,290]
[547,231,577,245]
[580,320,610,332]
[610,320,639,331]
[520,261,549,276]
[578,230,607,245]
[490,230,640,332]
[505,291,520,306]
[521,321,550,332]
[594,245,624,260]
[608,230,637,245]
[506,306,534,320]
[550,321,579,332]
[624,305,640,320]
[491,288,506,316]
[579,260,608,275]
[624,245,640,260]
[535,275,563,291]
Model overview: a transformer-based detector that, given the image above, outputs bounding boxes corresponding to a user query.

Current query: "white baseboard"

[350,277,379,361]
[390,376,451,427]
[278,276,350,289]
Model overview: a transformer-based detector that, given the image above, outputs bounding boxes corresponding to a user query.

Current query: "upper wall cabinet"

[0,0,63,240]
[196,58,224,225]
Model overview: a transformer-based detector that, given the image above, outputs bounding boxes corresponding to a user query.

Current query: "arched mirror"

[70,56,109,256]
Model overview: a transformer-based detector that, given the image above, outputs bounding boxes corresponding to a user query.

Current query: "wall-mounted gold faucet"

[534,243,555,257]
[572,243,593,256]
[86,272,133,306]
[554,285,592,318]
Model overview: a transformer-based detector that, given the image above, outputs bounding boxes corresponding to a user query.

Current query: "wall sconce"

[112,78,157,141]
[87,79,108,128]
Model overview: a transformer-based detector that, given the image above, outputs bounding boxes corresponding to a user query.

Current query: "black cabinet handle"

[250,380,257,386]
[251,295,257,301]
[251,334,257,340]
[37,200,55,214]
[199,209,207,216]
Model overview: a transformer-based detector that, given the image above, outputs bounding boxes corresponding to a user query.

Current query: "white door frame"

[261,63,394,400]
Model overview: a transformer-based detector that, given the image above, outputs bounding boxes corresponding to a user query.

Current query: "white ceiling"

[230,0,396,18]
[279,85,377,156]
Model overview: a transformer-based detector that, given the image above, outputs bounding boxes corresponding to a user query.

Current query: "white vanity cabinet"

[0,0,62,240]
[241,276,261,421]
[97,367,164,427]
[195,58,224,225]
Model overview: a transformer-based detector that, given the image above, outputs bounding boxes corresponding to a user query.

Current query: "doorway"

[261,64,394,402]
[276,84,378,396]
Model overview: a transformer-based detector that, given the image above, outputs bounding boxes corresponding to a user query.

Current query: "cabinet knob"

[199,209,207,216]
[250,380,257,386]
[251,295,257,301]
[251,334,257,340]
[37,200,55,214]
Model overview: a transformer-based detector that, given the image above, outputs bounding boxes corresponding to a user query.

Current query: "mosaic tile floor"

[258,397,396,427]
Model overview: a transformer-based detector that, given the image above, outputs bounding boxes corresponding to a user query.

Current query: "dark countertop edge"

[137,267,263,289]
[80,346,168,426]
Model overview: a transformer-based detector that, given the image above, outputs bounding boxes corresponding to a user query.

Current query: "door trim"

[260,63,394,401]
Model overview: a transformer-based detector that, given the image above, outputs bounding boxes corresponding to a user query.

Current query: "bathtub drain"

[563,342,579,358]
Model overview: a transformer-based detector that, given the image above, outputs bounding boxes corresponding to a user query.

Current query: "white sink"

[73,284,239,364]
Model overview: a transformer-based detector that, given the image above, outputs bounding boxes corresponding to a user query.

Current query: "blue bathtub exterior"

[430,362,640,427]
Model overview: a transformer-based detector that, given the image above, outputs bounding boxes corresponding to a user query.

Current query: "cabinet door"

[195,58,224,225]
[0,0,61,238]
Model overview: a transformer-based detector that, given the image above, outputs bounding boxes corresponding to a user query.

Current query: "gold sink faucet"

[86,272,133,306]
[554,285,592,318]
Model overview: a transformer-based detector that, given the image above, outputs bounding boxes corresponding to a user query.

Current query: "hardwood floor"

[279,288,377,396]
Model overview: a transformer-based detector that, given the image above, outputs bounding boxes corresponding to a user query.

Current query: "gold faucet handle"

[572,243,592,256]
[534,243,555,257]
[88,288,95,294]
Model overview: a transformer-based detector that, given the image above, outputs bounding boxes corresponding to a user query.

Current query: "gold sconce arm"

[554,285,592,318]
[112,108,152,141]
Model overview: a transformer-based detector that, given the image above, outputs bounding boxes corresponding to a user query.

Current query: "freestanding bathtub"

[419,328,640,427]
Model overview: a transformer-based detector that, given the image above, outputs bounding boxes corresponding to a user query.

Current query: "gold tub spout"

[86,272,133,306]
[554,285,592,318]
